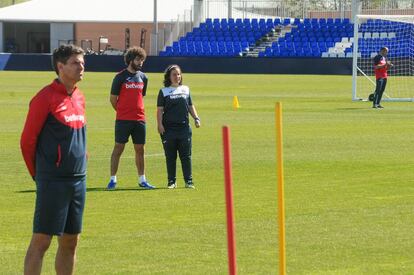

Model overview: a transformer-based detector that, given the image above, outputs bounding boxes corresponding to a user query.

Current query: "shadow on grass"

[86,187,166,192]
[336,107,370,110]
[17,189,36,193]
[16,187,173,193]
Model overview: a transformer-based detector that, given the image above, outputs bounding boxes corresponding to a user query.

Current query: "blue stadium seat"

[166,17,360,58]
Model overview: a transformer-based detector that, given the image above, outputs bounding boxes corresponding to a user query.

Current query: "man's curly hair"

[124,46,147,65]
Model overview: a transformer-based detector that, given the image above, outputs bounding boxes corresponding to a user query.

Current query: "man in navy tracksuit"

[20,45,87,274]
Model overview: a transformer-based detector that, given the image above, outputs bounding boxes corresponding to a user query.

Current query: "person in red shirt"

[372,47,393,108]
[21,44,86,275]
[107,46,155,189]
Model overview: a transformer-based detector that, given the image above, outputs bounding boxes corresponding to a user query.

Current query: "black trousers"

[373,78,387,106]
[161,126,192,183]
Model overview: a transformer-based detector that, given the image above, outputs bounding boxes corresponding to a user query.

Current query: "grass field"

[1,71,413,274]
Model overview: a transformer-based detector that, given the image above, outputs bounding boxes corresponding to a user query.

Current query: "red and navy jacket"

[111,69,148,121]
[373,54,388,80]
[20,79,87,180]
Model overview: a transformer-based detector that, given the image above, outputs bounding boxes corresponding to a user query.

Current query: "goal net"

[352,14,414,102]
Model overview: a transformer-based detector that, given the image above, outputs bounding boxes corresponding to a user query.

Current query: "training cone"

[233,96,240,110]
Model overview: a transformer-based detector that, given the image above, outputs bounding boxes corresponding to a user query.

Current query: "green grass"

[1,71,413,274]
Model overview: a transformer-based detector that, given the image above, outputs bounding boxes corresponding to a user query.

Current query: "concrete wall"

[145,57,352,75]
[2,54,353,75]
[50,23,74,51]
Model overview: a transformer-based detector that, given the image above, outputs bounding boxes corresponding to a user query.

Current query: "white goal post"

[352,14,414,102]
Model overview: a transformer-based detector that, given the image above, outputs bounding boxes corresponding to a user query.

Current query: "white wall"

[50,23,74,52]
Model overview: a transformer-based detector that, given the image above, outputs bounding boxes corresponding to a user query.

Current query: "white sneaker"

[185,182,195,189]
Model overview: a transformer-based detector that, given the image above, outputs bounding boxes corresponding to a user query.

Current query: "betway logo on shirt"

[64,114,85,123]
[170,93,187,100]
[125,82,144,89]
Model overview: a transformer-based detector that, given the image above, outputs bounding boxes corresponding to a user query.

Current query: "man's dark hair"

[52,44,84,75]
[163,64,183,87]
[380,47,388,52]
[124,46,147,65]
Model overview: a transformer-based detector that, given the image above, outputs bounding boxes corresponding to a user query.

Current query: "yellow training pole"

[275,102,286,275]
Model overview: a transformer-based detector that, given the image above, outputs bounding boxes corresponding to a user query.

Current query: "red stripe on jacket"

[20,79,86,178]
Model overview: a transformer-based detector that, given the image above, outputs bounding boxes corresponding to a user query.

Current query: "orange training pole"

[275,102,286,275]
[222,126,237,275]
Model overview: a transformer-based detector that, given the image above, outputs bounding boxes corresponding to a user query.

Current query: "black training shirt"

[157,85,193,128]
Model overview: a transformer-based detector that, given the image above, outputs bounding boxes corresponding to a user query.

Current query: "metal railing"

[153,0,414,55]
[151,7,194,55]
